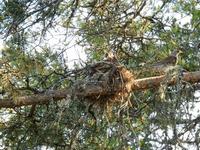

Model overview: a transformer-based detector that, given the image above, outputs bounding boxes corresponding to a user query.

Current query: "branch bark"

[1,71,200,108]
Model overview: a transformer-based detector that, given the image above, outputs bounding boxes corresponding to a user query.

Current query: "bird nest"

[74,61,135,106]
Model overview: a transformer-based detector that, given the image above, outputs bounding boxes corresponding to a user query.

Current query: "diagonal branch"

[0,71,200,109]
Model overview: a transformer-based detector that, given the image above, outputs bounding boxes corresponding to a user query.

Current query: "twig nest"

[74,61,135,105]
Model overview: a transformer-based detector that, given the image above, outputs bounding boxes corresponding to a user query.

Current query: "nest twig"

[73,61,135,106]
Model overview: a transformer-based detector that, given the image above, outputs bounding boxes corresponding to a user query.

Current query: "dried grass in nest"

[74,61,135,109]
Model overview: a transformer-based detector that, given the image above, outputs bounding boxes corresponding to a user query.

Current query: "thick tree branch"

[0,89,72,108]
[132,71,200,90]
[0,71,200,108]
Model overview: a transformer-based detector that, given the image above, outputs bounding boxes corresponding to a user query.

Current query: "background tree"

[0,0,200,149]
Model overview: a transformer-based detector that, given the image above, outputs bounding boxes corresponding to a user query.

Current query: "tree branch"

[0,71,200,108]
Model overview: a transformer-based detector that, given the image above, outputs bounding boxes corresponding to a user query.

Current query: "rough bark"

[0,71,200,108]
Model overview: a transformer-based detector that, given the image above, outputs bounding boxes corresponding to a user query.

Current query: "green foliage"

[1,45,66,98]
[0,0,200,149]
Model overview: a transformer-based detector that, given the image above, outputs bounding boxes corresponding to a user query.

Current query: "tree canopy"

[0,0,200,149]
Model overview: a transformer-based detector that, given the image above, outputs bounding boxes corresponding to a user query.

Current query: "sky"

[0,40,3,52]
[0,0,194,68]
[0,2,200,149]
